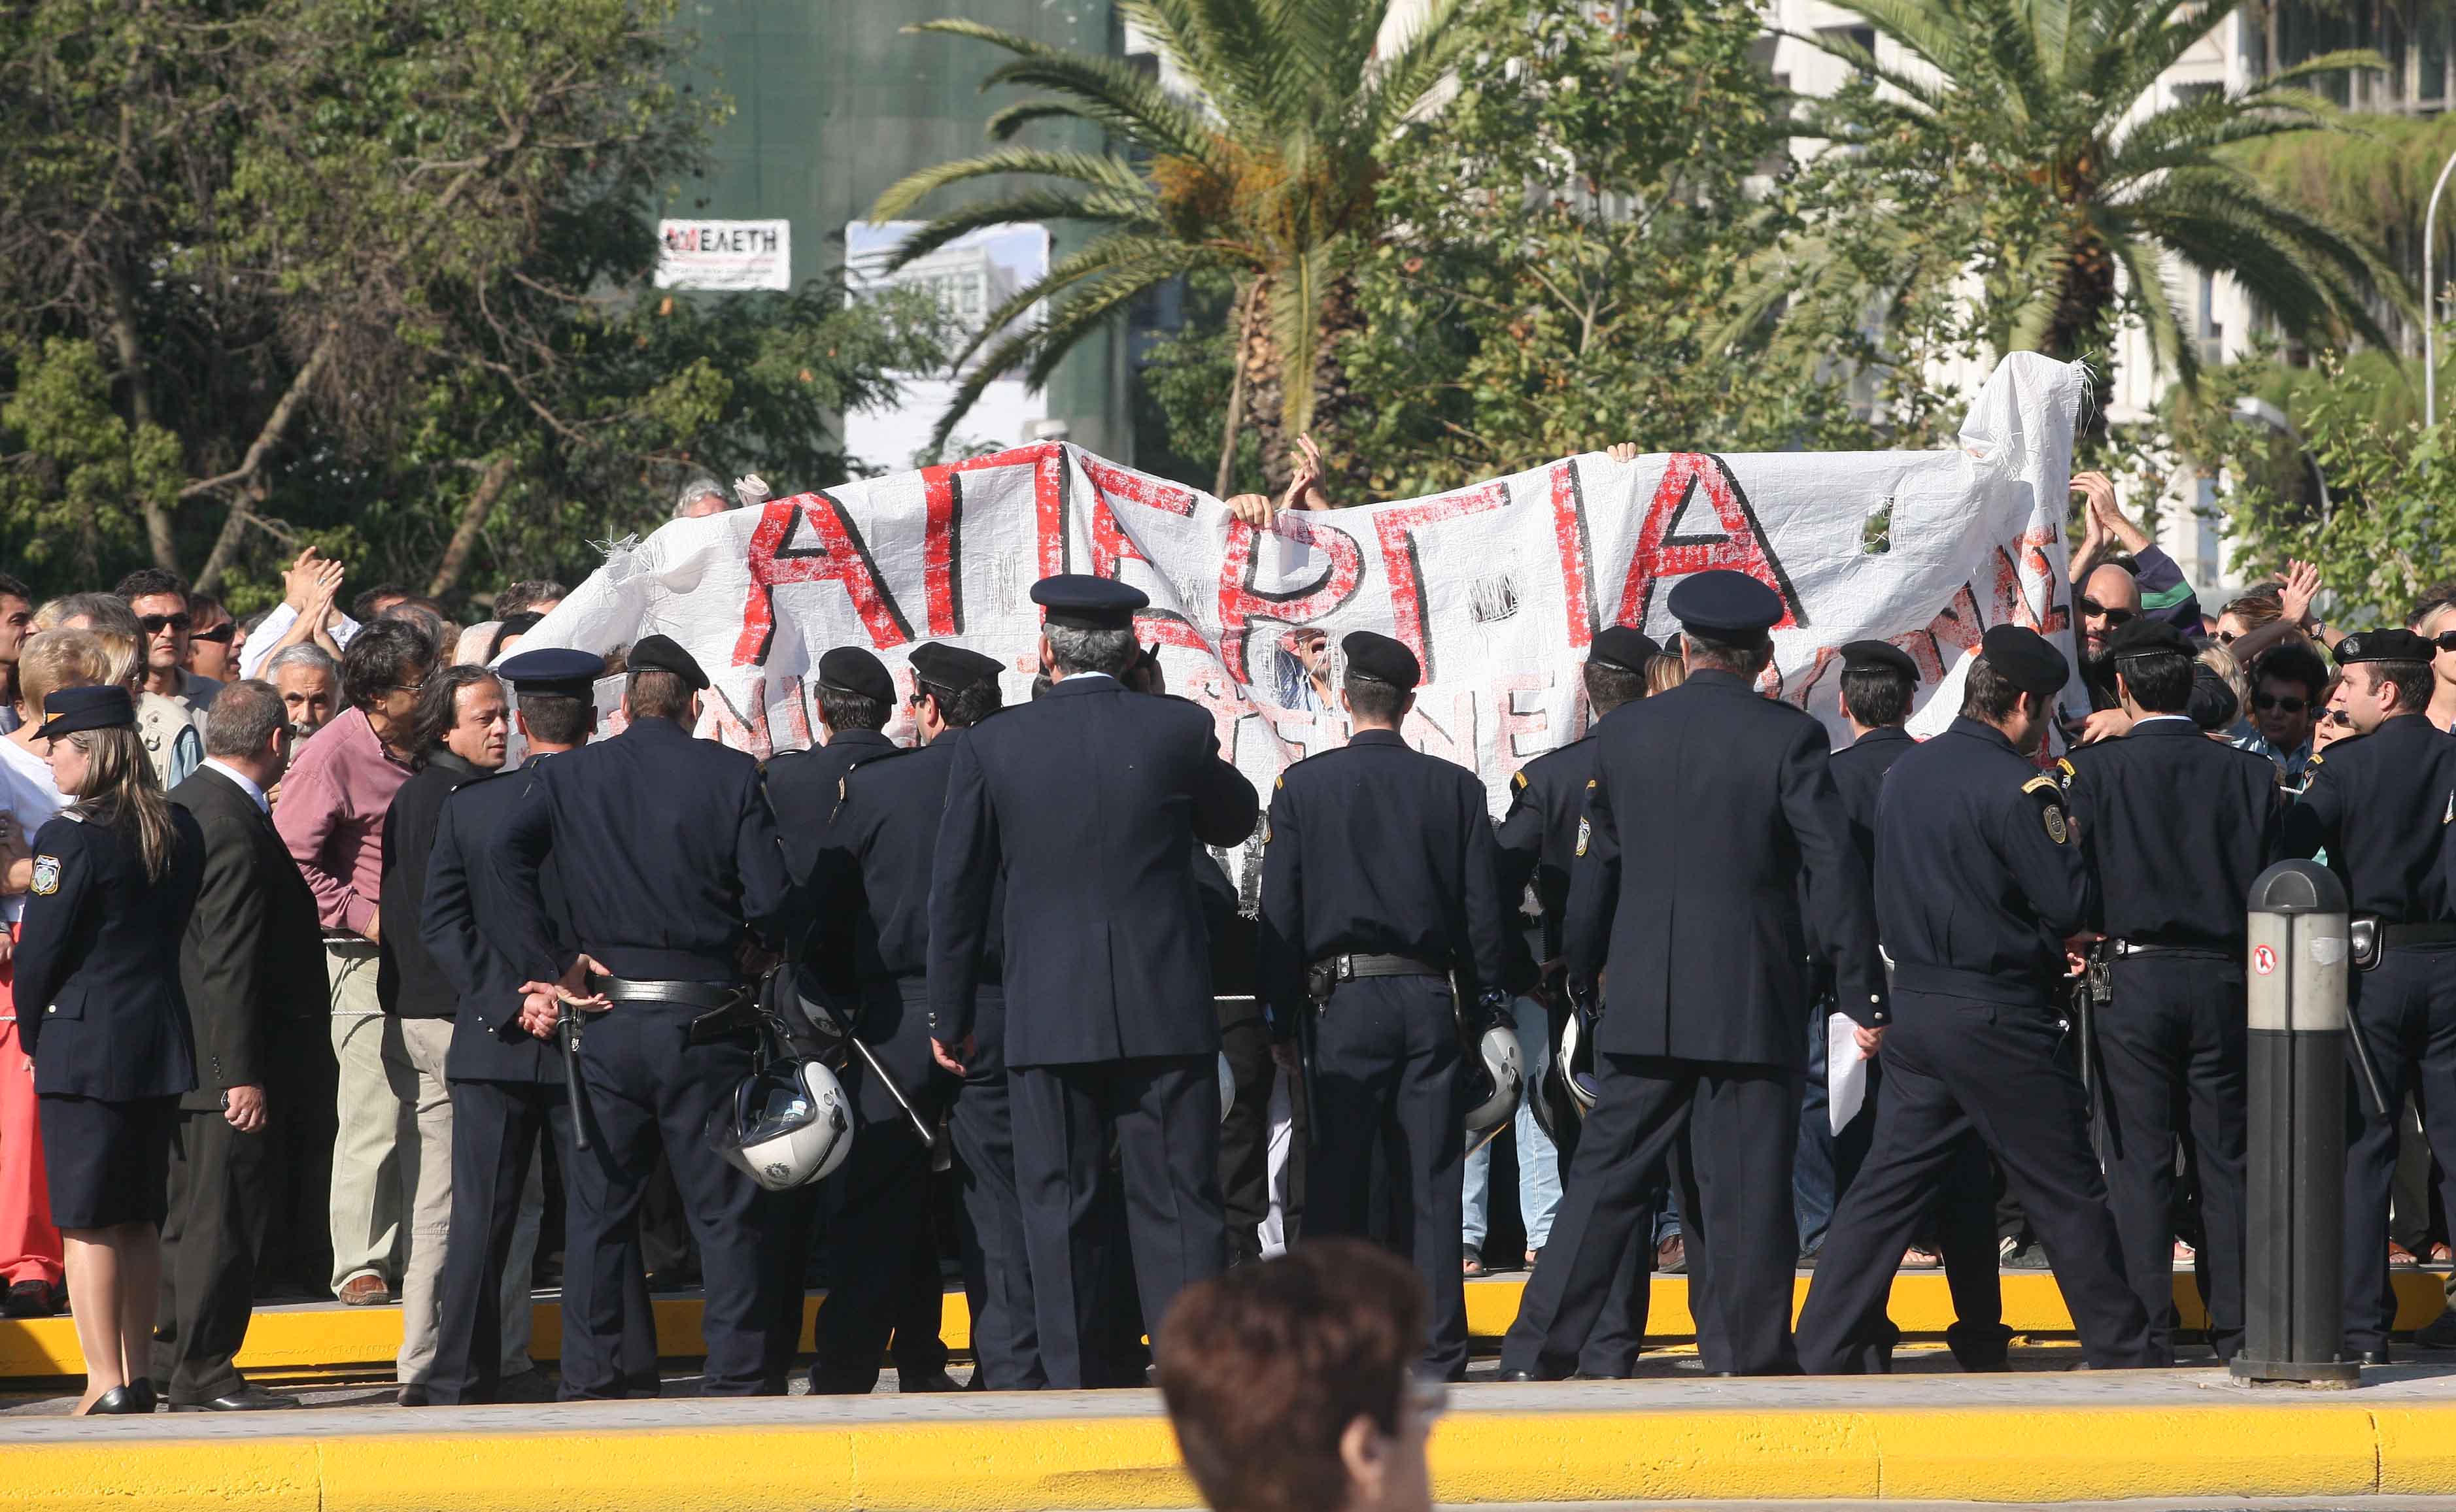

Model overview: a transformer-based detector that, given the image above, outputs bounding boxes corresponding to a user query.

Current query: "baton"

[846,1029,938,1150]
[1297,1001,1323,1158]
[559,1001,592,1152]
[2346,1014,2393,1120]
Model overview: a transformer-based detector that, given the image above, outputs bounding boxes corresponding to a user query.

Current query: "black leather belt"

[2383,922,2456,949]
[1316,953,1448,983]
[2111,941,2235,960]
[588,976,756,1042]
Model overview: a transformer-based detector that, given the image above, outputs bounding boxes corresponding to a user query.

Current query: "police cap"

[1031,574,1146,631]
[817,646,895,707]
[2104,617,2193,663]
[1667,570,1783,637]
[1978,624,2068,699]
[627,633,708,692]
[1589,626,1661,674]
[2187,663,2240,731]
[2333,628,2433,665]
[498,647,605,697]
[1342,631,1422,690]
[908,643,1004,698]
[33,684,135,741]
[1838,639,1919,684]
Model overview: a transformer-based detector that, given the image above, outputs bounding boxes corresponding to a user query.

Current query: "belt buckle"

[1337,956,1356,983]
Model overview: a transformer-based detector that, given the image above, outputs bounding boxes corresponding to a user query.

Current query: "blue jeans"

[1796,1003,1874,1254]
[1463,996,1564,1252]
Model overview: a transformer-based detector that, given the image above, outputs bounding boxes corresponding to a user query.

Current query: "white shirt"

[0,735,69,926]
[202,757,270,816]
[1055,670,1116,684]
[238,603,363,681]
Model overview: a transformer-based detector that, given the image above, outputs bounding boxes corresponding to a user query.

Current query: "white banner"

[654,218,792,292]
[525,353,2087,830]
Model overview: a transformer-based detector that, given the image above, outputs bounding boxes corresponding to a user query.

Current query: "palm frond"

[910,17,1220,161]
[869,146,1152,226]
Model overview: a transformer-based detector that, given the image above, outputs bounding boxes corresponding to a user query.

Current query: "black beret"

[1342,630,1422,690]
[908,642,1004,696]
[2187,663,2240,732]
[1031,574,1147,631]
[498,648,605,697]
[1667,570,1783,637]
[627,633,708,692]
[817,645,895,707]
[1838,639,1919,684]
[2104,617,2193,662]
[1589,626,1661,674]
[1978,624,2069,699]
[33,684,135,741]
[2334,628,2433,665]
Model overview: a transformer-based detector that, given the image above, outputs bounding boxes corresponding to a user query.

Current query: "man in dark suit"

[929,576,1259,1388]
[154,680,322,1410]
[1501,571,1886,1379]
[423,650,657,1405]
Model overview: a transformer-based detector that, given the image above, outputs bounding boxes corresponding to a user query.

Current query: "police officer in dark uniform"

[928,576,1259,1389]
[491,635,801,1398]
[1811,640,2011,1370]
[1257,631,1509,1381]
[1796,625,2162,1372]
[423,650,657,1404]
[2060,619,2281,1364]
[2280,628,2456,1364]
[761,645,958,1392]
[1503,571,1886,1379]
[1493,626,1657,1377]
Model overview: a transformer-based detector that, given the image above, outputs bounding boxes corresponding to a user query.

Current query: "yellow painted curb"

[8,1401,2456,1510]
[7,1269,2449,1379]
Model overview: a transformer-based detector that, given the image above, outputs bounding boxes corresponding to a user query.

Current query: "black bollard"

[2232,860,2361,1387]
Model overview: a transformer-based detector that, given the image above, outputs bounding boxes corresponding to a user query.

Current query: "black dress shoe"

[86,1386,148,1415]
[492,1368,556,1403]
[173,1384,301,1412]
[1498,1369,1540,1382]
[128,1379,158,1413]
[396,1384,430,1407]
[2,1279,59,1317]
[900,1369,964,1393]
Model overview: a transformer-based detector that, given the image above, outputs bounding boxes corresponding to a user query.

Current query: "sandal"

[1462,1247,1487,1278]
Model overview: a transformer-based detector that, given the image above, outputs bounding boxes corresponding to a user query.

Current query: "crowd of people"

[3,459,2455,1416]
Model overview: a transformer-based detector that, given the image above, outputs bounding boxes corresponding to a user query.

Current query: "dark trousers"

[808,983,953,1392]
[2342,944,2456,1355]
[1218,1011,1275,1264]
[561,1005,775,1398]
[429,1080,655,1404]
[1503,1052,1802,1377]
[1010,1054,1223,1390]
[1797,991,2160,1372]
[258,1029,337,1297]
[151,1107,272,1403]
[2098,955,2247,1361]
[1542,1101,1655,1377]
[951,992,1042,1390]
[1306,977,1469,1379]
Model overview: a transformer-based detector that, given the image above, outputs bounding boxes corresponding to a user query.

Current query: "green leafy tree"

[872,0,1467,493]
[1741,0,2406,412]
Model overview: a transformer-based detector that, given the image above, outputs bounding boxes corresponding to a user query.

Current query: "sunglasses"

[190,622,235,644]
[2253,694,2306,714]
[2077,598,2136,627]
[2436,630,2456,652]
[137,613,193,635]
[2321,709,2353,728]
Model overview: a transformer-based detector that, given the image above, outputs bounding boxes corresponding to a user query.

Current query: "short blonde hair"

[1645,653,1688,696]
[16,630,110,723]
[2198,642,2249,720]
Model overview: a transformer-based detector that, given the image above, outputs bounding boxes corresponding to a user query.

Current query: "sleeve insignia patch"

[1584,778,1597,791]
[30,855,60,896]
[2055,756,2076,781]
[2021,775,2070,844]
[2042,803,2069,844]
[1575,816,1592,857]
[1512,771,1529,790]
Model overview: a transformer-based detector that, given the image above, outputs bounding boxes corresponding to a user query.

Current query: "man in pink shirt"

[276,619,434,1307]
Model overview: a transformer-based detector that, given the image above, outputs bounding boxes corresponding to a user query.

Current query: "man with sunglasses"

[2232,643,2328,784]
[119,570,224,788]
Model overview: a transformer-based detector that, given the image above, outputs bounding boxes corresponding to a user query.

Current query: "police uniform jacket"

[766,726,908,988]
[422,757,570,1083]
[1495,736,1597,981]
[927,675,1259,1065]
[1257,729,1509,1028]
[14,807,206,1099]
[2061,716,2283,948]
[1875,716,2089,1007]
[2282,713,2456,923]
[1830,725,1915,878]
[493,715,798,984]
[169,765,324,1111]
[1563,669,1885,1064]
[823,733,1004,984]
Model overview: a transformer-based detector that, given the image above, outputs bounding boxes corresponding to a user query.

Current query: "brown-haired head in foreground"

[1156,1239,1430,1512]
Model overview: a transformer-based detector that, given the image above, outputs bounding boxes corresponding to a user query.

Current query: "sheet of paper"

[1828,1012,1869,1134]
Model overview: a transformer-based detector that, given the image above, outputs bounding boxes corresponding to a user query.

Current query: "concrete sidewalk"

[7,1364,2456,1510]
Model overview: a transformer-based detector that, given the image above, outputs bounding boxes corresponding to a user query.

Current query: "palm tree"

[1737,0,2408,401]
[870,0,1463,489]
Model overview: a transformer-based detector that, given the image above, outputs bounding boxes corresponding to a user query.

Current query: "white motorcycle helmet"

[706,1054,854,1192]
[1559,1005,1600,1120]
[1462,1021,1524,1149]
[1218,1051,1237,1122]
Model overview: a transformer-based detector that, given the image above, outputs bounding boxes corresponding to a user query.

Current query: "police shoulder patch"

[2021,775,2070,844]
[29,854,60,896]
[1512,770,1529,790]
[1575,816,1592,857]
[2055,756,2076,782]
[1585,777,1597,791]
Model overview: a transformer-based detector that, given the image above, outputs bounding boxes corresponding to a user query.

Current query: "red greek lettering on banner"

[1371,480,1511,679]
[1082,455,1210,654]
[1216,514,1364,685]
[919,441,1070,637]
[1612,453,1805,632]
[1548,460,1600,651]
[733,492,913,667]
[1991,526,2071,637]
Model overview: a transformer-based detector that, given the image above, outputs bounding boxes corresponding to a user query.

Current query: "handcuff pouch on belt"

[2085,941,2113,1005]
[2351,918,2381,972]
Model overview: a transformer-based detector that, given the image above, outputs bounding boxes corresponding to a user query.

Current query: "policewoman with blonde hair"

[14,684,205,1414]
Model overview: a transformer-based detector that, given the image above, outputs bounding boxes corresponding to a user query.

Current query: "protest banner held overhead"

[523,352,2086,832]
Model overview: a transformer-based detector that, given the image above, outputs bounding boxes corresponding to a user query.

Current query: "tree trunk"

[101,258,179,573]
[1214,277,1267,498]
[2045,231,2120,443]
[1244,272,1369,499]
[189,327,339,592]
[427,456,519,598]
